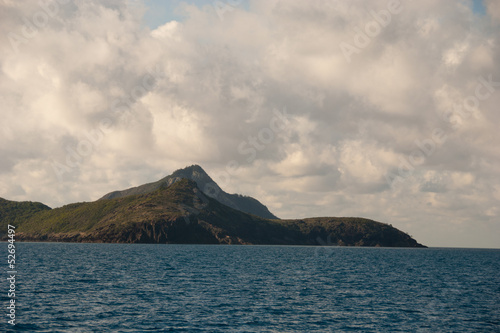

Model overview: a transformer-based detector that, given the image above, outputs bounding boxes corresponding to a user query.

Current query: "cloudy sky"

[1,0,499,248]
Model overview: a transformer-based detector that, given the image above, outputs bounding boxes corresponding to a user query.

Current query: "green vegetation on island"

[0,166,425,247]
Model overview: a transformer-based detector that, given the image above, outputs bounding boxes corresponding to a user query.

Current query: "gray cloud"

[0,0,499,248]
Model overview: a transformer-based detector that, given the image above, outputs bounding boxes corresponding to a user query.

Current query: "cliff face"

[7,179,425,247]
[99,165,278,219]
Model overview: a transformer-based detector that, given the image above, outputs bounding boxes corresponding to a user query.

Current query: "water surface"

[1,243,499,332]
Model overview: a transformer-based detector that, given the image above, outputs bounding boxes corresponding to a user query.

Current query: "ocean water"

[1,243,499,332]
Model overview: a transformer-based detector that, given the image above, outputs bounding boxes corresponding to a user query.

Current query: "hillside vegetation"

[0,198,50,232]
[3,179,424,247]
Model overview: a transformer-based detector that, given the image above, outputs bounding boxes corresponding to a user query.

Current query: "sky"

[1,0,499,248]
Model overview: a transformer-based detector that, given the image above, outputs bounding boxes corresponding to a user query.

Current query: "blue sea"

[1,243,499,332]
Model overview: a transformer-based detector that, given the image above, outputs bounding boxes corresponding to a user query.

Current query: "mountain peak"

[170,165,215,190]
[172,164,206,175]
[184,164,205,172]
[99,165,278,219]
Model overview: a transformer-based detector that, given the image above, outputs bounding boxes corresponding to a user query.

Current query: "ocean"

[2,243,499,332]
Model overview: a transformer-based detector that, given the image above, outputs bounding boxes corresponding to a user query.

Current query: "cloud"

[0,0,499,248]
[484,0,500,22]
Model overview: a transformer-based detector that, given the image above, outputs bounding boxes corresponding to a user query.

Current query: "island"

[0,165,425,247]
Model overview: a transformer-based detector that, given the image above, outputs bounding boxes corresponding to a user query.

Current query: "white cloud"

[0,0,499,248]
